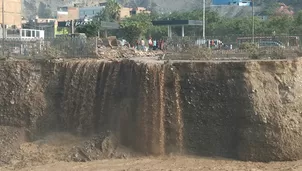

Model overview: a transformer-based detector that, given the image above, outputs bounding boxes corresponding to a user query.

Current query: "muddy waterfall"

[1,59,302,162]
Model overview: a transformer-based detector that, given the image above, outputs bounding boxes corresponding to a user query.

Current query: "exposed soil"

[2,155,302,171]
[0,132,140,170]
[1,58,302,170]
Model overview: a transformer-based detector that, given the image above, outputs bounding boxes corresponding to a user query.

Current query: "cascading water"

[1,59,302,162]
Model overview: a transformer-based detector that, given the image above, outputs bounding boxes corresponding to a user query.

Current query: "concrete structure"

[22,16,57,38]
[0,28,44,40]
[57,6,79,21]
[56,4,150,22]
[229,0,251,6]
[0,0,22,28]
[56,20,119,37]
[119,7,151,19]
[35,17,56,23]
[130,7,151,15]
[79,6,105,19]
[120,7,132,19]
[152,20,202,37]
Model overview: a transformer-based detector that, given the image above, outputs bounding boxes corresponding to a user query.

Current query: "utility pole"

[252,0,255,44]
[71,20,74,34]
[202,0,205,40]
[2,0,4,56]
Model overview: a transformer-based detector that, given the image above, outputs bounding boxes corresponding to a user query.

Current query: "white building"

[229,0,251,6]
[0,28,44,40]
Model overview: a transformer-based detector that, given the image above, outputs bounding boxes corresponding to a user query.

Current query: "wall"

[79,6,105,19]
[120,7,131,19]
[0,0,22,28]
[57,7,79,21]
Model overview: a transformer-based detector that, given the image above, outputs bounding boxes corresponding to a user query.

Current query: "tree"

[120,14,152,44]
[266,15,294,34]
[262,2,279,16]
[295,10,302,25]
[76,22,100,37]
[38,2,52,18]
[97,0,121,22]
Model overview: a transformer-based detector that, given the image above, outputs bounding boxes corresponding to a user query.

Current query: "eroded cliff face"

[0,59,302,162]
[239,61,302,161]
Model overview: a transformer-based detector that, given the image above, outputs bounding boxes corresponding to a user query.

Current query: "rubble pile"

[95,37,164,59]
[96,46,164,59]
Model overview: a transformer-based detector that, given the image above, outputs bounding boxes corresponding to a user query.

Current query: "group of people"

[136,37,165,51]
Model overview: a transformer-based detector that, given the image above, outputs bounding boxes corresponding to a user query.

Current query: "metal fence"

[1,35,302,60]
[162,35,302,60]
[0,37,98,59]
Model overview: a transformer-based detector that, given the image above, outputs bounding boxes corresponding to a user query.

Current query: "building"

[275,3,294,16]
[212,0,230,5]
[22,16,56,38]
[99,2,107,6]
[120,7,151,19]
[79,6,105,19]
[229,0,251,6]
[56,4,151,21]
[57,6,79,21]
[130,7,151,15]
[120,7,132,18]
[0,0,22,28]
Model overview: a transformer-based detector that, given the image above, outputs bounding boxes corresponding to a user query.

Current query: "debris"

[95,46,164,60]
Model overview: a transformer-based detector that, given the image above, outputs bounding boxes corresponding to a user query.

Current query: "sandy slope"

[2,156,302,171]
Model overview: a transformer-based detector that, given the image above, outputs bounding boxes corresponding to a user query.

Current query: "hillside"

[22,0,300,19]
[257,0,302,11]
[22,0,106,18]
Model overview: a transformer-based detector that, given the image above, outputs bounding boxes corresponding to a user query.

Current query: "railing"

[0,35,302,60]
[162,36,302,60]
[0,37,98,59]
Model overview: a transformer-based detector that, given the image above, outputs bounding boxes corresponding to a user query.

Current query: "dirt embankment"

[0,58,302,168]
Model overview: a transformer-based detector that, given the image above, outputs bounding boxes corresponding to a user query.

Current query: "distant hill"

[210,6,262,18]
[22,0,106,19]
[21,0,301,19]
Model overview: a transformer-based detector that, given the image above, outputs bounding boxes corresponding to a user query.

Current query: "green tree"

[97,0,121,22]
[120,13,152,44]
[262,2,279,16]
[295,10,302,25]
[76,22,100,37]
[266,15,294,34]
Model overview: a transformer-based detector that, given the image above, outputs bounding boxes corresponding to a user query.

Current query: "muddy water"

[0,59,302,162]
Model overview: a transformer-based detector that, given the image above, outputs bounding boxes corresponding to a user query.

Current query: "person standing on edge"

[160,39,164,51]
[153,39,157,50]
[136,39,139,50]
[141,38,145,51]
[148,37,153,51]
[158,39,162,50]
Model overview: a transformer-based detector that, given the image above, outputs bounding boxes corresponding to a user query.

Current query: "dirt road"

[1,156,301,171]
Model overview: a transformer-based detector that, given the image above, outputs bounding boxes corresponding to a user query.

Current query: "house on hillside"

[275,3,294,16]
[130,7,151,15]
[229,0,251,6]
[79,6,105,19]
[120,7,151,19]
